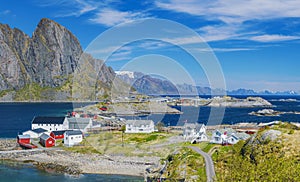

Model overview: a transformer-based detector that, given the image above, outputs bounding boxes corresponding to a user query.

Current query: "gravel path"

[189,146,216,182]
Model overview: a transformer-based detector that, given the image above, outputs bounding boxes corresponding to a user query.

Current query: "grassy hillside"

[214,123,300,181]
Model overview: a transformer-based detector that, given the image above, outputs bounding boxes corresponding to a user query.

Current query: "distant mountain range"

[116,71,299,96]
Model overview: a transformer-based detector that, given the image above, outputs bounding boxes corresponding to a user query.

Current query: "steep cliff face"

[0,24,29,90]
[25,18,81,87]
[0,18,116,101]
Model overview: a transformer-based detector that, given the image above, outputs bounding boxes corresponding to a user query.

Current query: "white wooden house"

[125,120,155,133]
[64,130,83,147]
[23,128,48,138]
[31,116,68,132]
[227,134,240,145]
[183,123,208,142]
[210,128,250,145]
[210,130,225,144]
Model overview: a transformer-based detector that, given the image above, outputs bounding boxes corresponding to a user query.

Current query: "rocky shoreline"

[0,142,160,177]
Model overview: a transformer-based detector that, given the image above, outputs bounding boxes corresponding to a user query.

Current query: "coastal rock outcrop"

[207,96,273,107]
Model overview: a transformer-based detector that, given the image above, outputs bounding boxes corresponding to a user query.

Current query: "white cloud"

[155,0,300,23]
[197,47,256,52]
[39,0,103,17]
[156,0,300,43]
[250,34,300,42]
[138,41,169,50]
[162,36,205,45]
[0,10,11,15]
[90,8,146,26]
[197,24,245,42]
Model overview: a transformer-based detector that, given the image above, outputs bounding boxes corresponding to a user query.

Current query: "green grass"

[214,130,300,182]
[162,147,206,181]
[62,131,180,157]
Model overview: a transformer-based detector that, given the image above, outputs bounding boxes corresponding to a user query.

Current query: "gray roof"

[126,120,154,127]
[32,116,65,124]
[184,123,205,131]
[32,128,48,134]
[68,118,91,123]
[40,133,52,140]
[51,130,66,135]
[65,130,82,136]
[68,118,91,130]
[18,134,30,139]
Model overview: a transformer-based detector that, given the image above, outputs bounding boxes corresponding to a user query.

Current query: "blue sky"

[1,0,300,92]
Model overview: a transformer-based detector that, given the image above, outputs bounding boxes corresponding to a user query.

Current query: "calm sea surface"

[0,161,143,182]
[1,96,300,138]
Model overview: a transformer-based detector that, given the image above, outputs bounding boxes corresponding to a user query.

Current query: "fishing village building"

[39,133,55,148]
[50,130,66,140]
[67,117,92,132]
[64,130,83,147]
[125,120,155,133]
[23,128,48,138]
[183,123,208,142]
[31,116,68,131]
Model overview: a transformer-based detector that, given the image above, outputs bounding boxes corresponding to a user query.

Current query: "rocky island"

[249,109,300,116]
[173,96,273,108]
[207,96,272,107]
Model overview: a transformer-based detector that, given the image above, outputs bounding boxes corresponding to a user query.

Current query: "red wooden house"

[50,130,66,140]
[17,134,31,144]
[39,133,55,147]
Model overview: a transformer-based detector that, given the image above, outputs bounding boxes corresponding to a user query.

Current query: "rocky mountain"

[0,18,118,101]
[116,71,178,95]
[228,89,299,96]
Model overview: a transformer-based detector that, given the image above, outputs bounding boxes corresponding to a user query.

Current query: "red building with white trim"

[17,134,31,144]
[50,130,66,140]
[39,133,55,147]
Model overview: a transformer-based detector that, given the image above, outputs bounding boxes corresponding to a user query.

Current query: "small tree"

[156,121,165,132]
[121,125,126,147]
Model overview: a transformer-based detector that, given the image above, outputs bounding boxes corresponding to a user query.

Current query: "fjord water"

[1,96,300,138]
[0,161,143,182]
[127,95,300,126]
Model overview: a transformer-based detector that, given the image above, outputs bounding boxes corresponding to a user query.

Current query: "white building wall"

[64,134,83,147]
[31,118,69,131]
[125,123,155,133]
[22,130,39,138]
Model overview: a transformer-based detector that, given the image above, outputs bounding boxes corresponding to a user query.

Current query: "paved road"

[189,146,216,182]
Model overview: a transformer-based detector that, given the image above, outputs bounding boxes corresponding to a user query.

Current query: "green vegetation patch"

[128,133,165,143]
[162,147,206,181]
[62,131,181,157]
[214,129,300,181]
